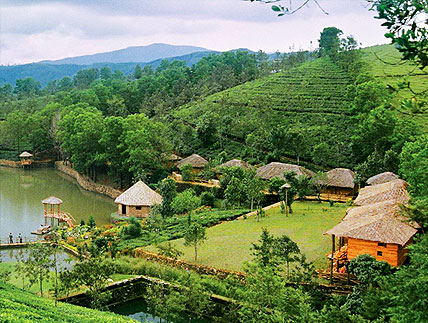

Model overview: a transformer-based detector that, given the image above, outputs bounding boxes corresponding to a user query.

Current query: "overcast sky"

[0,0,389,65]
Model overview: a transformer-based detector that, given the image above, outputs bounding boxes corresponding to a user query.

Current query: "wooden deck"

[0,241,49,249]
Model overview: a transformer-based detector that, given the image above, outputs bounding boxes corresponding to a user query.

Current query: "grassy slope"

[175,57,355,167]
[0,281,135,322]
[146,201,346,271]
[361,44,428,130]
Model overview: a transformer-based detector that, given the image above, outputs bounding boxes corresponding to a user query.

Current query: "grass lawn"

[145,201,347,271]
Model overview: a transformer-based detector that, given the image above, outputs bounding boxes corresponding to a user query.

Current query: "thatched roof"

[367,172,399,186]
[256,162,314,180]
[19,151,33,158]
[41,196,63,205]
[218,159,250,169]
[326,200,418,245]
[326,168,355,189]
[167,153,182,161]
[176,154,208,169]
[114,181,162,206]
[354,179,409,206]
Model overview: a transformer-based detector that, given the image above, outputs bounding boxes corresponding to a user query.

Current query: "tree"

[251,228,277,267]
[310,171,328,201]
[15,242,54,297]
[158,177,177,218]
[87,215,96,229]
[180,163,194,181]
[71,257,115,309]
[244,169,265,212]
[399,135,428,199]
[200,191,215,207]
[171,189,200,215]
[184,223,207,261]
[319,27,343,58]
[224,176,245,209]
[275,234,300,277]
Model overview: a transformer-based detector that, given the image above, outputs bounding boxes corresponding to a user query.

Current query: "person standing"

[18,233,23,243]
[9,233,13,244]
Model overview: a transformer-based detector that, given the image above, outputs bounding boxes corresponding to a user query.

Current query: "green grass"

[146,201,346,271]
[0,280,136,322]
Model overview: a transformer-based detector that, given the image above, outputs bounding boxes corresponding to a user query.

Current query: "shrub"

[180,164,193,181]
[200,192,215,207]
[120,217,142,239]
[171,189,200,214]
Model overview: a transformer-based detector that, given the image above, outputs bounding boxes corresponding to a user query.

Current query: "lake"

[0,166,116,243]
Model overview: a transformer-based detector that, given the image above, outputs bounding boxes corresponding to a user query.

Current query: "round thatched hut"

[255,162,314,180]
[19,151,33,167]
[114,181,162,218]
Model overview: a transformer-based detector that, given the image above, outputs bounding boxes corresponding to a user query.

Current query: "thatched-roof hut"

[218,159,250,169]
[176,154,208,170]
[114,181,162,218]
[367,172,399,186]
[326,199,418,266]
[19,151,33,158]
[256,162,314,180]
[354,179,409,206]
[322,168,356,201]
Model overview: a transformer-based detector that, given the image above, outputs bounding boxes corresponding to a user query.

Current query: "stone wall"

[0,160,20,168]
[133,249,247,282]
[55,161,122,199]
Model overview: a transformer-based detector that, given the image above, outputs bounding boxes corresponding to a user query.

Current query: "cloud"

[0,0,389,65]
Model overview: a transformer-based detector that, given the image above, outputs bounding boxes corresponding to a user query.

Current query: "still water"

[0,167,116,242]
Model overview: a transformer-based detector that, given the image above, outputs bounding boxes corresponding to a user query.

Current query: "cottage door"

[122,205,126,215]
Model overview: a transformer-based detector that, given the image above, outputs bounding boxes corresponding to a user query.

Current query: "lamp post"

[281,183,291,217]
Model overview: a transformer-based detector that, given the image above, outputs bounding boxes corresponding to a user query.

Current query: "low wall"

[0,160,20,168]
[134,249,247,282]
[0,159,55,168]
[55,162,122,199]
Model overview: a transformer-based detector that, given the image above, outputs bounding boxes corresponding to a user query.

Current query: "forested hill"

[173,57,355,169]
[0,50,217,87]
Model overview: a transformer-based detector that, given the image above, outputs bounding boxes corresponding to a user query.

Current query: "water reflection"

[0,167,116,239]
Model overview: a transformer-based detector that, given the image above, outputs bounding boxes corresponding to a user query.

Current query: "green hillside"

[361,44,428,128]
[174,57,355,168]
[0,281,134,322]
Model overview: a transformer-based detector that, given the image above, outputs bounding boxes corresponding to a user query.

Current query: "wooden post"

[285,190,288,217]
[330,234,335,284]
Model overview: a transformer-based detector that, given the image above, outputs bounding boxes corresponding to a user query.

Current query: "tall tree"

[184,223,207,261]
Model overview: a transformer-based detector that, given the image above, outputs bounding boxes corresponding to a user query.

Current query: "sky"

[0,0,390,65]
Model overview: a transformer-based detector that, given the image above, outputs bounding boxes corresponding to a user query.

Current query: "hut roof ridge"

[114,181,162,206]
[367,172,399,185]
[176,154,208,169]
[255,162,314,180]
[326,168,355,189]
[354,179,409,206]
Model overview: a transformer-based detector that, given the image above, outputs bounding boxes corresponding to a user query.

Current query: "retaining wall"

[54,162,122,199]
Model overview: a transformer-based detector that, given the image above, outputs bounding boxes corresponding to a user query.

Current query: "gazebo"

[41,196,74,228]
[19,151,33,167]
[114,181,163,218]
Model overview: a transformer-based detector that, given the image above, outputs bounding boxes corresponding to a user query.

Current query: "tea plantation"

[0,281,135,322]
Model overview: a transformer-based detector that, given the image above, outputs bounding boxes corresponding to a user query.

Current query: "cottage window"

[378,242,387,247]
[136,206,142,210]
[377,251,383,256]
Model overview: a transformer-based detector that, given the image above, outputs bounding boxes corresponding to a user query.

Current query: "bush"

[120,217,142,239]
[171,189,200,214]
[200,192,215,207]
[180,164,193,181]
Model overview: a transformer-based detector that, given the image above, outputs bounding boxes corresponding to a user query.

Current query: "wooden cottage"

[19,151,33,167]
[354,179,409,206]
[114,181,162,218]
[325,179,417,268]
[366,172,399,186]
[256,162,314,180]
[322,168,356,201]
[326,200,418,267]
[176,154,208,174]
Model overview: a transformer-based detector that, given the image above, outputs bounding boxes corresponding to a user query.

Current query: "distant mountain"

[0,50,220,86]
[39,43,210,65]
